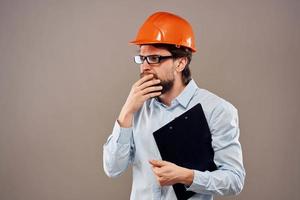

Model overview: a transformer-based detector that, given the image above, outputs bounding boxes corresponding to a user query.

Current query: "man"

[103,11,245,200]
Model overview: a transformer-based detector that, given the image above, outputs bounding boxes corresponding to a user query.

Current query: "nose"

[140,61,151,73]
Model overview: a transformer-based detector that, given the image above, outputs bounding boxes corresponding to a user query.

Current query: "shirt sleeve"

[186,101,246,195]
[103,120,135,177]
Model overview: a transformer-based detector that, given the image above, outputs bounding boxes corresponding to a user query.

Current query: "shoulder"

[193,88,238,122]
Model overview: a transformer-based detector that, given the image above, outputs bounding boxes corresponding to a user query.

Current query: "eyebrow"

[138,54,159,57]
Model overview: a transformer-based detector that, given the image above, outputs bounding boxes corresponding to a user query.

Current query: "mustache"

[140,72,159,80]
[139,72,174,94]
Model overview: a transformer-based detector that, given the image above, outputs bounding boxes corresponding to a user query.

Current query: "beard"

[140,72,174,95]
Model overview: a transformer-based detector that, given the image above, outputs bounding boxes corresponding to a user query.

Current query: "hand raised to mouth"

[117,74,163,128]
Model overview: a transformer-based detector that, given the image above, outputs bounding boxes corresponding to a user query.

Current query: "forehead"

[139,45,170,55]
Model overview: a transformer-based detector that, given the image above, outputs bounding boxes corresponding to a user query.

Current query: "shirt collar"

[175,79,198,108]
[152,79,198,109]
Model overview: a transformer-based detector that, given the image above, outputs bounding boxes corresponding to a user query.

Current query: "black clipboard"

[153,104,217,200]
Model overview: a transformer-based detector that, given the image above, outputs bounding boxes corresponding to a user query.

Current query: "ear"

[175,57,188,72]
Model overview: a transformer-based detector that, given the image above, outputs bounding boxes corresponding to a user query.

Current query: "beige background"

[0,0,299,199]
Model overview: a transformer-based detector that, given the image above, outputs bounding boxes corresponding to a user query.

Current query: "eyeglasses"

[134,55,174,64]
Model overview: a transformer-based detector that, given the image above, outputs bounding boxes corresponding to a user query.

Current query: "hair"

[152,43,193,85]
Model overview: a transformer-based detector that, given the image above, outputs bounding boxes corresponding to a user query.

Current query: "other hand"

[149,160,194,186]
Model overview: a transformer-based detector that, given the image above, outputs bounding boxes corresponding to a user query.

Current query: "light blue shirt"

[103,80,245,200]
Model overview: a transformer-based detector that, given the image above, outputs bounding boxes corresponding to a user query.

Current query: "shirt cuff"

[186,170,209,192]
[112,120,133,144]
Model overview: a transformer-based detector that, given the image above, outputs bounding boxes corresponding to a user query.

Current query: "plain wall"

[0,0,299,199]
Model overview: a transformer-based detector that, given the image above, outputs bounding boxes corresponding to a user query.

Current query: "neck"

[159,79,186,106]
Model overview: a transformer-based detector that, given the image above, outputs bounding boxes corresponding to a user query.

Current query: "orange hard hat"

[130,11,197,52]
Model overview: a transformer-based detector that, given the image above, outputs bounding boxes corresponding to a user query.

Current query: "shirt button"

[169,126,173,130]
[185,116,188,119]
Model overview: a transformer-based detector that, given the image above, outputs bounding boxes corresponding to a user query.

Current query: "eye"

[147,55,160,63]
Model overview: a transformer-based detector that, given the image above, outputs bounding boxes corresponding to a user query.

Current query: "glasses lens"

[147,55,160,64]
[134,56,143,64]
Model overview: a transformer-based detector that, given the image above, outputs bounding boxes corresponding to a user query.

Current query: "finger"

[158,176,170,186]
[158,177,166,185]
[138,79,161,90]
[152,167,162,176]
[154,175,164,186]
[143,91,162,100]
[149,160,157,166]
[149,160,166,167]
[135,74,154,87]
[152,167,163,178]
[141,85,163,95]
